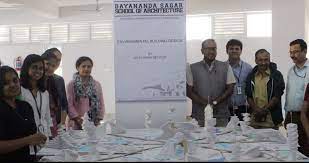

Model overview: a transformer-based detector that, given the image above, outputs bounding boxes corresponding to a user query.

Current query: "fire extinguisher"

[14,56,23,71]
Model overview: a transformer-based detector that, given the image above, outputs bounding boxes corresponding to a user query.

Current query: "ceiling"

[54,0,112,7]
[0,0,112,18]
[0,0,112,8]
[0,1,23,9]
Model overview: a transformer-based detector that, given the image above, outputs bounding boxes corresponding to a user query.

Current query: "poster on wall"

[114,0,186,102]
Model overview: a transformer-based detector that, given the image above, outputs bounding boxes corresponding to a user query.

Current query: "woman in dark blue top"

[0,66,47,162]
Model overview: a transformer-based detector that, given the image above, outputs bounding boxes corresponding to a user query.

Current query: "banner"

[114,0,186,102]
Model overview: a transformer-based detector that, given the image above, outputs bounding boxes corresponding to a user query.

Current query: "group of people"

[0,49,105,161]
[187,38,309,156]
[1,38,309,161]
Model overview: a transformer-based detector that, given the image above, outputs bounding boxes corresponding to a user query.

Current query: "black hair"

[290,39,307,51]
[226,39,243,53]
[20,54,46,92]
[43,48,62,62]
[255,49,270,58]
[0,66,19,97]
[75,56,93,70]
[45,47,61,54]
[41,50,58,61]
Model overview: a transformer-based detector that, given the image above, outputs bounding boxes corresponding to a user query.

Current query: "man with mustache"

[245,49,285,129]
[187,39,236,127]
[226,39,252,121]
[284,39,309,156]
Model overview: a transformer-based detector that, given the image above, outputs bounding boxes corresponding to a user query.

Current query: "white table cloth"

[38,126,309,162]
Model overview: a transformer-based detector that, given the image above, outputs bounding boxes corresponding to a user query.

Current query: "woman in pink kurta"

[66,56,105,130]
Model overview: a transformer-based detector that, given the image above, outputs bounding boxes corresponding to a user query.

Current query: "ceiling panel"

[0,1,23,9]
[55,0,112,7]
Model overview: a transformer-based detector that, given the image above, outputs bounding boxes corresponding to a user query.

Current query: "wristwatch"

[212,100,217,106]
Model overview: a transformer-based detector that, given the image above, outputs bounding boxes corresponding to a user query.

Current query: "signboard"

[114,0,186,102]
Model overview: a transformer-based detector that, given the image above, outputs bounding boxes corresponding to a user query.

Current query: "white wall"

[116,101,187,128]
[272,0,306,79]
[0,4,113,25]
[187,38,272,66]
[186,0,273,66]
[185,0,273,118]
[0,5,116,115]
[0,44,47,67]
[187,0,272,15]
[272,0,306,116]
[0,41,116,115]
[61,41,115,114]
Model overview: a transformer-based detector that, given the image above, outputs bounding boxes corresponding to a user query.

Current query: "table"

[38,126,309,162]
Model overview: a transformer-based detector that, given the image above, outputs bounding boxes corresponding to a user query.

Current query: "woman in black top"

[0,66,47,162]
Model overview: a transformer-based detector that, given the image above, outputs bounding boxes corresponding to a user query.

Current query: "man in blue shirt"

[284,39,309,156]
[226,39,252,121]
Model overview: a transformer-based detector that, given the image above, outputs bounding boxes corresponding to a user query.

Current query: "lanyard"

[233,61,243,83]
[30,90,42,121]
[293,66,306,78]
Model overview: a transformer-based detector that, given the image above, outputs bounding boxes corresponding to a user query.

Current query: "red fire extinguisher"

[14,56,23,71]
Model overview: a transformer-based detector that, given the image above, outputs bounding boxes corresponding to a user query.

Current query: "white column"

[272,0,306,116]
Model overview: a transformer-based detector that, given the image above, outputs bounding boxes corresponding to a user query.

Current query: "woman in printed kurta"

[67,56,105,130]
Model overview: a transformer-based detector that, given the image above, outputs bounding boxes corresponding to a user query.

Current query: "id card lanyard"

[234,61,243,95]
[30,90,43,157]
[30,90,43,133]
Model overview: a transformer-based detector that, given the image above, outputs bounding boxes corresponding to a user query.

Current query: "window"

[69,23,90,42]
[247,12,272,37]
[0,26,10,44]
[0,21,113,45]
[213,12,245,37]
[11,25,30,43]
[31,25,50,43]
[186,15,211,40]
[51,24,68,43]
[0,11,271,44]
[91,21,113,41]
[186,11,271,39]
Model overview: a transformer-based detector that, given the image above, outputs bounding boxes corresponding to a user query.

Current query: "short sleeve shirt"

[0,99,37,161]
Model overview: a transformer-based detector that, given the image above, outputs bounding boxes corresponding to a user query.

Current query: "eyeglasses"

[289,50,302,55]
[203,47,217,51]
